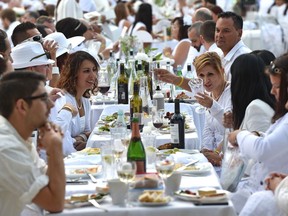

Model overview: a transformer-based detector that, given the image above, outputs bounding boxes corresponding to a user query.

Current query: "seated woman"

[155,52,231,166]
[162,17,191,70]
[54,51,99,156]
[227,53,288,214]
[114,2,132,30]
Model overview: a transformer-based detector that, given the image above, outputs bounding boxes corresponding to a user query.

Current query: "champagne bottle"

[170,99,185,148]
[117,63,128,104]
[127,117,146,174]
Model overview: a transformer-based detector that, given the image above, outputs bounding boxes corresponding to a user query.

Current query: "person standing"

[215,11,251,81]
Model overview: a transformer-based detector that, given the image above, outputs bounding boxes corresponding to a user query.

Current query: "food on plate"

[179,189,197,196]
[80,147,100,155]
[138,190,169,203]
[70,194,89,202]
[157,143,173,150]
[163,148,180,154]
[176,91,191,99]
[102,113,118,122]
[164,112,174,120]
[96,185,109,194]
[184,165,200,171]
[98,124,111,132]
[90,193,105,200]
[134,174,159,189]
[71,166,99,174]
[198,187,217,197]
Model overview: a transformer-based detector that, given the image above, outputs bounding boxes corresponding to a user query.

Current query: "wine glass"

[98,69,110,105]
[188,78,206,114]
[117,161,137,207]
[152,109,163,134]
[112,138,125,163]
[155,154,175,196]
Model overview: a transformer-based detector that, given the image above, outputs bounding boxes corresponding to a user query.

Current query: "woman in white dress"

[162,17,191,70]
[114,2,132,30]
[54,51,99,156]
[228,53,288,214]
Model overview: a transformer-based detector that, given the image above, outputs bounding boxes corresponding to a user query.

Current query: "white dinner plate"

[138,197,172,207]
[174,190,227,203]
[65,194,106,209]
[159,149,200,155]
[159,127,196,134]
[65,165,102,179]
[179,162,211,175]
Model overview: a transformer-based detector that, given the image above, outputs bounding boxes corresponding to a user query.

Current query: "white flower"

[135,52,150,62]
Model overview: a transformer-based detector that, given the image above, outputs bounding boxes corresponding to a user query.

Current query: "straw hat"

[11,41,55,69]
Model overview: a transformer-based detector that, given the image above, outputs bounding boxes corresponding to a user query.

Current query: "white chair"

[133,30,153,43]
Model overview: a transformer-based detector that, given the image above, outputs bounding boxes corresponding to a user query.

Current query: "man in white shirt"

[0,71,65,215]
[199,20,223,56]
[0,8,21,43]
[215,11,251,81]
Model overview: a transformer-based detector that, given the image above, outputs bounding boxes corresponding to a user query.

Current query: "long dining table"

[47,155,236,216]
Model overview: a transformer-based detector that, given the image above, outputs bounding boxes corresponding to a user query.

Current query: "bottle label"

[118,83,128,103]
[170,123,179,143]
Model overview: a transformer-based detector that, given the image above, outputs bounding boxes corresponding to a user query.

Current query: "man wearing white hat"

[11,41,55,81]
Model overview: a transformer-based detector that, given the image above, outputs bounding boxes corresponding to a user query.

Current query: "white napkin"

[170,152,208,164]
[64,155,101,166]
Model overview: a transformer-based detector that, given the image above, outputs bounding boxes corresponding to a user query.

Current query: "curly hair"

[57,51,99,98]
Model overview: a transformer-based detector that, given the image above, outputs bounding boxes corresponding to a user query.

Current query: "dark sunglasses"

[23,92,49,103]
[29,52,51,62]
[23,34,43,43]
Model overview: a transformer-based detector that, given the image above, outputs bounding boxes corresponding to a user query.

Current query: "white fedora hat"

[11,41,55,69]
[67,36,85,50]
[45,32,70,57]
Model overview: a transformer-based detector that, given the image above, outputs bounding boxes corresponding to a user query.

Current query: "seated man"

[0,71,65,215]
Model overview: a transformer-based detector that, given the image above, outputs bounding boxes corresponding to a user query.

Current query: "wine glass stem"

[102,94,106,106]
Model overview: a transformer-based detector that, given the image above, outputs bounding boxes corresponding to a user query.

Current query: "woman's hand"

[163,47,172,58]
[228,130,242,147]
[201,149,222,166]
[154,68,177,85]
[265,172,287,192]
[195,92,213,108]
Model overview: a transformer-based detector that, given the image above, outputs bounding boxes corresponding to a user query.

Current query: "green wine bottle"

[117,63,128,104]
[130,81,142,122]
[127,117,146,174]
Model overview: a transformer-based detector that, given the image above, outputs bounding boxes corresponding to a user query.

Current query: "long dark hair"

[131,3,152,33]
[231,53,275,129]
[267,1,288,15]
[57,51,99,98]
[267,53,288,123]
[172,17,190,40]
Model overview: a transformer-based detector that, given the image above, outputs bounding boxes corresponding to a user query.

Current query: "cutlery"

[176,159,199,171]
[88,199,108,212]
[86,173,98,183]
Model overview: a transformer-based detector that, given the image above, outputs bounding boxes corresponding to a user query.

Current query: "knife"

[176,159,199,171]
[88,199,108,212]
[86,173,98,183]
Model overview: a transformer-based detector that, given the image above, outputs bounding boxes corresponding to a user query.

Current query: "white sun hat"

[45,32,71,57]
[11,41,55,69]
[67,36,85,49]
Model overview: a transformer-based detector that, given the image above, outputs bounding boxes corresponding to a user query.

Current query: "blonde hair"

[193,52,224,78]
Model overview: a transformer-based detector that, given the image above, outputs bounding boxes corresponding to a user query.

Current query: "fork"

[86,173,98,183]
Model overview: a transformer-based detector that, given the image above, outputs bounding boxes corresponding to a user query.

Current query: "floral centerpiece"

[119,35,139,60]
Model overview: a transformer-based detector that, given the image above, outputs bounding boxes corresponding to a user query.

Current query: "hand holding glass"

[188,78,205,113]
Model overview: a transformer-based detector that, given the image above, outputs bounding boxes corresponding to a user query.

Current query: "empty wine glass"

[117,161,137,207]
[188,78,206,114]
[155,154,175,196]
[98,68,110,105]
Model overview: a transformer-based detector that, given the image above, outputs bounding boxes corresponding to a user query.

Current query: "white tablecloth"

[46,163,236,216]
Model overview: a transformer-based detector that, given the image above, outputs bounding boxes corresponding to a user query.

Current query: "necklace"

[212,81,227,101]
[76,98,82,110]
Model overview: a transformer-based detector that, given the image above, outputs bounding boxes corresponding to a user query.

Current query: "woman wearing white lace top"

[54,51,99,156]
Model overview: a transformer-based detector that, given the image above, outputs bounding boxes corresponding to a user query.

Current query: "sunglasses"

[270,61,281,75]
[23,92,50,103]
[30,52,51,62]
[23,34,43,43]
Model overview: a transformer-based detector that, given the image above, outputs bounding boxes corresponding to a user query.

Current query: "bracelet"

[214,149,220,155]
[60,105,73,113]
[176,76,184,86]
[78,133,87,142]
